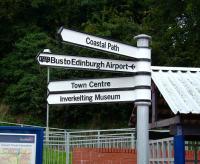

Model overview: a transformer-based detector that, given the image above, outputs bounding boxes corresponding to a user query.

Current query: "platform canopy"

[151,66,200,114]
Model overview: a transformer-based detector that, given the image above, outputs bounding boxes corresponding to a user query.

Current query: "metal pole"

[43,49,51,141]
[66,132,70,164]
[136,104,150,163]
[64,130,70,164]
[46,67,50,140]
[98,131,100,148]
[174,124,185,164]
[134,34,151,164]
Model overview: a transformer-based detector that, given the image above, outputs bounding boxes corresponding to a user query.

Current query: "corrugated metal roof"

[151,66,200,114]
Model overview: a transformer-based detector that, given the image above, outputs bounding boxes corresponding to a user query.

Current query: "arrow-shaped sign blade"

[48,76,151,93]
[36,52,150,73]
[47,89,151,105]
[58,27,150,59]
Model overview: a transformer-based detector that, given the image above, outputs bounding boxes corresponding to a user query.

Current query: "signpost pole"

[43,49,51,141]
[134,34,151,164]
[46,66,50,141]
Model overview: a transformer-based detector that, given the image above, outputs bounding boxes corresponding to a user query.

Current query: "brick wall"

[72,148,136,164]
[73,148,200,163]
[185,150,200,163]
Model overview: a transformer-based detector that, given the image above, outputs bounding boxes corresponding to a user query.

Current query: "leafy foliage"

[0,31,57,125]
[143,0,200,66]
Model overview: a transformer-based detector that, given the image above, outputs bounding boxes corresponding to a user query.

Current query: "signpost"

[37,27,152,164]
[47,89,151,105]
[58,27,151,60]
[37,52,151,73]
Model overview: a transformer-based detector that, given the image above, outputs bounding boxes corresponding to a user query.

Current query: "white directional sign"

[48,76,151,92]
[37,53,150,73]
[47,89,151,105]
[58,27,151,59]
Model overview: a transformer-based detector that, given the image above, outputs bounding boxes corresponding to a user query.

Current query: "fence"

[43,128,136,164]
[185,141,200,164]
[43,129,178,164]
[43,129,67,164]
[149,137,174,164]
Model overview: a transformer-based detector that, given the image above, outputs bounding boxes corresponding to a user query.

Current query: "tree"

[0,31,57,124]
[143,0,200,66]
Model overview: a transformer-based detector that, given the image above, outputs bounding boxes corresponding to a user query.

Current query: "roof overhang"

[151,66,200,114]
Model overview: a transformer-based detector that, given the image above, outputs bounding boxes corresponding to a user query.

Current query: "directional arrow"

[58,27,151,60]
[128,64,136,70]
[36,52,150,73]
[48,76,151,92]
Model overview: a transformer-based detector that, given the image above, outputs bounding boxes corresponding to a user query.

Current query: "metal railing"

[69,128,136,149]
[43,128,136,164]
[185,141,200,164]
[149,137,174,164]
[43,128,177,164]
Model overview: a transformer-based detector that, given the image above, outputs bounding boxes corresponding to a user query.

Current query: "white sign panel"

[48,76,151,92]
[37,53,143,73]
[0,133,36,164]
[58,27,150,59]
[47,89,151,105]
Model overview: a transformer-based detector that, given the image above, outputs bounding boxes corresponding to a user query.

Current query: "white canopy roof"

[151,66,200,114]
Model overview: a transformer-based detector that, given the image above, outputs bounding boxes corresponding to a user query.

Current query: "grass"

[43,147,72,164]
